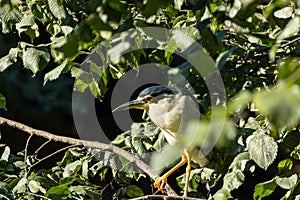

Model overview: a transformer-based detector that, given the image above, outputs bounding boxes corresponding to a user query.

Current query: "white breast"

[148,93,200,145]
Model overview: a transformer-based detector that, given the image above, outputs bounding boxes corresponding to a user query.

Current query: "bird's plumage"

[113,85,208,197]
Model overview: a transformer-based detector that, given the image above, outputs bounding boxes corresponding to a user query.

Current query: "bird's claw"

[154,176,167,193]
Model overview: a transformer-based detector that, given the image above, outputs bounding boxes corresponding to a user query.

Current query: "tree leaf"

[22,44,50,75]
[63,160,82,177]
[28,180,45,194]
[126,185,144,198]
[44,60,67,85]
[45,184,70,199]
[213,188,232,200]
[0,48,20,72]
[277,17,300,43]
[16,14,39,41]
[0,5,22,33]
[276,174,298,189]
[0,93,6,110]
[216,47,236,71]
[1,146,10,161]
[246,129,278,170]
[47,0,66,20]
[12,177,27,193]
[254,83,300,128]
[223,170,245,191]
[274,7,293,19]
[253,179,277,200]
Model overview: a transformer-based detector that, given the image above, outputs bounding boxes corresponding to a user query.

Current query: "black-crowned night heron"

[113,85,208,197]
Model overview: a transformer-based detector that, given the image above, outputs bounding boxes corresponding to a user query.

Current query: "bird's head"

[112,85,178,112]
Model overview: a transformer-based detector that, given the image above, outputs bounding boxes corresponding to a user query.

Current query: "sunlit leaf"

[277,17,300,43]
[44,60,68,85]
[276,174,298,189]
[246,129,278,170]
[22,44,50,75]
[253,179,277,200]
[1,146,10,161]
[254,83,300,128]
[47,0,66,19]
[0,48,20,72]
[63,160,82,177]
[12,177,27,193]
[274,7,293,19]
[216,47,236,70]
[223,170,245,191]
[277,57,300,86]
[213,188,232,200]
[28,180,45,194]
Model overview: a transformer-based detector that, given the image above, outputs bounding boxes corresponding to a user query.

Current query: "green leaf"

[276,174,298,189]
[0,5,22,33]
[277,57,300,86]
[216,47,236,71]
[0,48,20,72]
[223,170,245,191]
[277,17,300,44]
[82,159,89,179]
[16,14,39,41]
[253,179,277,200]
[228,90,252,114]
[52,35,79,60]
[0,93,6,110]
[213,188,232,200]
[46,23,61,36]
[44,60,67,85]
[45,184,70,199]
[278,159,293,173]
[126,185,144,198]
[63,160,82,177]
[1,146,10,161]
[12,177,27,193]
[246,129,278,170]
[22,44,50,75]
[254,83,300,128]
[28,180,46,194]
[274,7,293,19]
[174,0,185,10]
[30,2,50,23]
[141,0,172,18]
[47,0,66,19]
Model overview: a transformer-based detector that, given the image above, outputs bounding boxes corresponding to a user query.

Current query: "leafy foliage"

[1,0,300,199]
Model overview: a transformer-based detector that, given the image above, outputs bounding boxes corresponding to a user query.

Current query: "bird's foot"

[154,175,168,193]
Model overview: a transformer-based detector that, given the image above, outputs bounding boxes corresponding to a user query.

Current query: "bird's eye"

[145,96,152,102]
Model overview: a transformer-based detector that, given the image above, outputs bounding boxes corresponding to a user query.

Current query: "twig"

[0,194,10,200]
[24,134,33,177]
[33,139,51,157]
[281,35,300,48]
[29,144,79,171]
[0,116,178,196]
[130,195,204,200]
[26,192,52,200]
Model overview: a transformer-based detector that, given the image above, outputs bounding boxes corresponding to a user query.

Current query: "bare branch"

[130,195,205,200]
[0,116,178,196]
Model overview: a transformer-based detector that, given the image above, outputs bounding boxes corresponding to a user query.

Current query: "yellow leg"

[183,151,191,197]
[154,154,187,192]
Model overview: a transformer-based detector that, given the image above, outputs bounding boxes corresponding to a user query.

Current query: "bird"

[113,85,208,197]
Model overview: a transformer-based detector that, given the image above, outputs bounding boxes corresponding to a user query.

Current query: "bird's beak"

[112,99,144,112]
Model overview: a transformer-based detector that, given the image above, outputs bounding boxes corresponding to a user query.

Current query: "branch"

[0,116,177,196]
[131,195,205,200]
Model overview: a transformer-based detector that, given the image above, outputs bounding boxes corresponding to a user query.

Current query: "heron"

[113,85,208,197]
